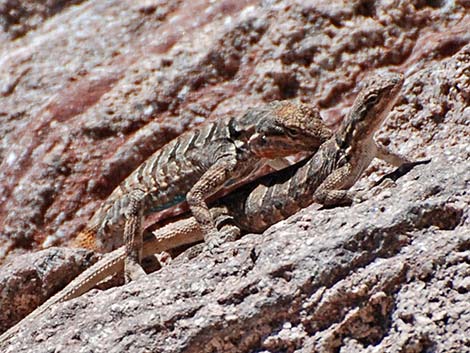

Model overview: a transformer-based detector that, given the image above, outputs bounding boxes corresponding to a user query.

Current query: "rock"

[0,1,469,352]
[0,247,98,334]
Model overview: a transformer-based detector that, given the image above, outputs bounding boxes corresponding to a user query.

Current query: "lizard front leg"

[313,163,355,207]
[374,142,431,185]
[186,157,239,250]
[124,189,147,283]
[375,142,411,166]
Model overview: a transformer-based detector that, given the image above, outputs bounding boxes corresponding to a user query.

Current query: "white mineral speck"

[177,85,189,100]
[240,6,255,18]
[6,152,16,166]
[144,105,154,116]
[194,116,206,124]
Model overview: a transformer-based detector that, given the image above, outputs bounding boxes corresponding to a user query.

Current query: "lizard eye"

[368,94,379,105]
[286,128,300,138]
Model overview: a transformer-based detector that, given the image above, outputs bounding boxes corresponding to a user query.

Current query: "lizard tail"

[73,226,99,250]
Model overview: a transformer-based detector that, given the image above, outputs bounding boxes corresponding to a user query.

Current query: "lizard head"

[339,71,404,145]
[248,101,332,158]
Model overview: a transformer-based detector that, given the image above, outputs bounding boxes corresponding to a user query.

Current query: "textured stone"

[0,0,469,352]
[0,247,98,333]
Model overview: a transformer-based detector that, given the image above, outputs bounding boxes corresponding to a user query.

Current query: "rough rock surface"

[0,0,469,352]
[0,247,99,333]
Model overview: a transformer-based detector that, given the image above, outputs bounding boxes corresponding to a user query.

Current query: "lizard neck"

[227,115,255,155]
[335,111,378,159]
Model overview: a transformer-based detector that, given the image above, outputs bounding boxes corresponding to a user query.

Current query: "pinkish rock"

[0,1,469,352]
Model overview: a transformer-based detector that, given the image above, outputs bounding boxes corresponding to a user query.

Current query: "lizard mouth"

[251,135,322,158]
[255,147,312,159]
[254,146,295,158]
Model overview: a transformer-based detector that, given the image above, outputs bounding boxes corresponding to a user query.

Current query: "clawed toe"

[124,260,147,283]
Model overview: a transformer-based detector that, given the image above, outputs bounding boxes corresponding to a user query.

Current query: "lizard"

[73,100,333,283]
[0,71,431,345]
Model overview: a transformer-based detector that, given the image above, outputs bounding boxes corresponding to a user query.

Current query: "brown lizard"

[0,71,431,345]
[74,100,332,282]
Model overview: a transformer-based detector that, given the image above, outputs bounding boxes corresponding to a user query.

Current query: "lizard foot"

[179,230,238,261]
[181,243,206,260]
[155,251,173,267]
[204,230,225,252]
[124,259,147,283]
[205,222,242,250]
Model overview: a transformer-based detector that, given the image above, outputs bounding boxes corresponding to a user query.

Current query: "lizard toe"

[124,260,147,283]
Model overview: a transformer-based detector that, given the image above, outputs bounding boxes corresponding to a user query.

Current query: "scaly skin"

[74,101,332,282]
[0,72,430,346]
[224,71,414,231]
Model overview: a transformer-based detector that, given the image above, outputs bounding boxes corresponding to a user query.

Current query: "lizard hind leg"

[124,189,147,283]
